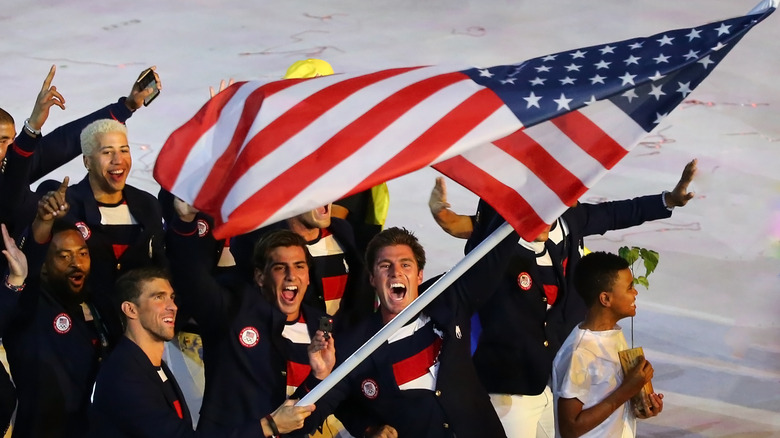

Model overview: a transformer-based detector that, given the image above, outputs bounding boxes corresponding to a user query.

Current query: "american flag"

[153,2,775,241]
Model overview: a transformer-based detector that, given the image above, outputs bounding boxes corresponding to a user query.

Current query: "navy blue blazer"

[89,337,263,437]
[469,195,672,396]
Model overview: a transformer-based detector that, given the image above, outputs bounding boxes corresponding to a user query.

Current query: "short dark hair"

[574,251,629,307]
[0,107,14,126]
[51,219,81,237]
[114,266,171,327]
[45,221,88,264]
[252,229,313,272]
[365,227,426,271]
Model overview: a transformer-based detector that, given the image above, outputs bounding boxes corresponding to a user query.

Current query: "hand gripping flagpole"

[297,221,514,406]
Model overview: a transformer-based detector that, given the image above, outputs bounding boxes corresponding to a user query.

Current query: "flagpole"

[297,221,514,406]
[748,0,777,15]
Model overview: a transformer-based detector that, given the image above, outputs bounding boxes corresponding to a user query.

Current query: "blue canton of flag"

[463,11,771,132]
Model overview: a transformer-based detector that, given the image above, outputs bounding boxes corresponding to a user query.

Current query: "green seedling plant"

[618,246,659,346]
[618,246,659,289]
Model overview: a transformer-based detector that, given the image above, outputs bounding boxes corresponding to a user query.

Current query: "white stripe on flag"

[578,102,646,153]
[220,66,460,221]
[171,81,266,200]
[249,80,519,226]
[458,143,567,225]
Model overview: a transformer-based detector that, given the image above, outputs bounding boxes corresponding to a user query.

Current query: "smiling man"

[33,119,167,342]
[89,267,314,437]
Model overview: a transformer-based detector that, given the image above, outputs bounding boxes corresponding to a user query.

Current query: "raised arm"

[0,224,28,332]
[428,177,475,239]
[164,197,236,331]
[664,158,697,207]
[28,65,160,181]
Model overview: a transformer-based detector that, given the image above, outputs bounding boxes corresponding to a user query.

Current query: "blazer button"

[443,423,449,428]
[543,340,549,347]
[281,371,287,377]
[116,263,121,270]
[542,296,548,302]
[435,390,442,397]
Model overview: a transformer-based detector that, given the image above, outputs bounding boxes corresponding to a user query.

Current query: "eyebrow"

[98,144,130,150]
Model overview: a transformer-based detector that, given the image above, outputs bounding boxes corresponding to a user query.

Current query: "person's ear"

[254,267,264,288]
[417,269,424,285]
[121,301,138,320]
[82,155,90,171]
[599,291,611,307]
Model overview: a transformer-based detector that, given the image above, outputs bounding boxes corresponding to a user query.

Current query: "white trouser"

[489,385,555,438]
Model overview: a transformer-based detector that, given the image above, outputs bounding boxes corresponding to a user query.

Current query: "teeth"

[284,286,298,291]
[390,283,404,288]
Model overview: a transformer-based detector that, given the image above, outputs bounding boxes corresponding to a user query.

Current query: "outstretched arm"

[28,65,159,181]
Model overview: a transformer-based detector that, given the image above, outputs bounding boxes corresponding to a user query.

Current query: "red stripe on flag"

[365,87,506,185]
[433,155,548,242]
[155,80,299,191]
[287,360,311,389]
[154,82,246,189]
[550,111,628,170]
[192,84,289,208]
[213,71,477,238]
[392,337,442,387]
[492,129,587,205]
[199,68,423,216]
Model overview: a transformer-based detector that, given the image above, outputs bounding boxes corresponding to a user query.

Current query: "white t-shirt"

[552,324,636,438]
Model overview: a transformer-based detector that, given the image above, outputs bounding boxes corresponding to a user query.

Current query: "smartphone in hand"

[319,316,333,340]
[136,68,160,106]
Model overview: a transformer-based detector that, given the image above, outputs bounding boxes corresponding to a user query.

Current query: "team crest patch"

[517,272,532,291]
[196,219,209,237]
[239,327,259,348]
[361,379,379,400]
[74,222,91,240]
[53,313,72,334]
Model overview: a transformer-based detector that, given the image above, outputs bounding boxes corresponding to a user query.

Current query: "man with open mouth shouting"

[166,202,334,437]
[296,216,520,438]
[88,266,316,437]
[1,194,112,437]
